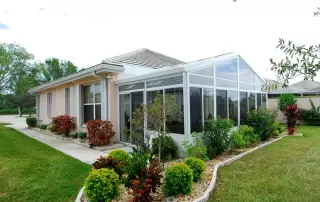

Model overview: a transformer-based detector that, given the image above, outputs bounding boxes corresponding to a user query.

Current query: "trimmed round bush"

[84,168,119,202]
[26,117,37,127]
[108,149,130,163]
[185,157,206,182]
[152,135,178,160]
[163,163,193,196]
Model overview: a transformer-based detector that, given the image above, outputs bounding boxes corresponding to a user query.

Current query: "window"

[119,82,145,92]
[47,92,52,117]
[203,88,214,121]
[131,91,144,145]
[257,93,262,108]
[216,90,227,118]
[216,79,238,88]
[147,90,163,107]
[119,94,130,142]
[215,58,238,81]
[193,66,214,77]
[228,90,238,125]
[190,74,214,86]
[165,88,184,134]
[83,83,101,123]
[239,83,255,90]
[146,76,183,88]
[248,92,256,111]
[65,88,70,115]
[190,87,202,133]
[239,59,255,83]
[240,92,248,125]
[262,93,267,107]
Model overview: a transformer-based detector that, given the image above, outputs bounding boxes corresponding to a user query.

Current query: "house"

[267,79,320,111]
[29,48,267,146]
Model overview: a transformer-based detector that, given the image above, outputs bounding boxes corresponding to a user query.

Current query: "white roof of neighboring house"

[267,79,320,95]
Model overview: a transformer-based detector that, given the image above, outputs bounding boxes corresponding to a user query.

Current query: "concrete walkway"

[0,115,132,164]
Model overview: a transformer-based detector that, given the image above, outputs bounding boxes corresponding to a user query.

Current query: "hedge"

[0,108,35,115]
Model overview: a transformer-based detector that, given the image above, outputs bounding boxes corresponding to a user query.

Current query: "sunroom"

[116,53,267,145]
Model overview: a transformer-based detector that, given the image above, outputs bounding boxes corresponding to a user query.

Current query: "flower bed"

[79,136,283,202]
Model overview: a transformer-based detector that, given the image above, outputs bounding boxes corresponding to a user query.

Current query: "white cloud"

[1,0,320,83]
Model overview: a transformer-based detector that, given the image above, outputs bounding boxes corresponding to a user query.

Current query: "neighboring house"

[29,48,267,146]
[267,79,320,111]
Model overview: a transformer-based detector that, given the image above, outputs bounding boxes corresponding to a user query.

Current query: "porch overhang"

[29,62,124,94]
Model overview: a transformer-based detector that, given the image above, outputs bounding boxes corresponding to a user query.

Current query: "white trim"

[146,84,183,92]
[186,72,191,135]
[189,73,214,79]
[237,57,240,127]
[183,72,188,138]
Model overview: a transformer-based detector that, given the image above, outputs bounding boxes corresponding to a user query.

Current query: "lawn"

[0,124,91,202]
[209,126,320,202]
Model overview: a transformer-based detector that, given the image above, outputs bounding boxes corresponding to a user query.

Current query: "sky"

[1,0,320,84]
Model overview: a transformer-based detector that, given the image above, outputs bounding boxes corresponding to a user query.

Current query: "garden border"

[75,136,287,202]
[193,136,284,202]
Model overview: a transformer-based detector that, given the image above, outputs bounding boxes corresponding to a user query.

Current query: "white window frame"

[83,83,101,122]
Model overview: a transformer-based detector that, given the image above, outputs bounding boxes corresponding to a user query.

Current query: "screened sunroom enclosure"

[117,54,267,144]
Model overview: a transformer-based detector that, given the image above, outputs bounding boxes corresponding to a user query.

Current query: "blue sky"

[1,0,320,83]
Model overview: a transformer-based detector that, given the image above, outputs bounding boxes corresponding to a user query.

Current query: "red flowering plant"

[86,120,115,146]
[283,104,301,135]
[52,115,76,136]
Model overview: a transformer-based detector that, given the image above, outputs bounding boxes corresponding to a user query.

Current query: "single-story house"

[29,48,267,145]
[267,79,320,111]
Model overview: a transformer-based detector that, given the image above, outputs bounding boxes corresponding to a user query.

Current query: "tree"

[130,92,180,167]
[37,58,78,84]
[9,63,39,116]
[0,43,34,93]
[269,7,320,89]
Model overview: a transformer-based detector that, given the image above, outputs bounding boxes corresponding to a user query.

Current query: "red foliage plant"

[86,120,115,146]
[52,115,76,136]
[283,104,301,135]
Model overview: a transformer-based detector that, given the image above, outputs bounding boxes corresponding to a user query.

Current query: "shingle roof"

[103,48,185,69]
[267,79,320,94]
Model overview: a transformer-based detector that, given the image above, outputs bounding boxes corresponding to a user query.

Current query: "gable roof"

[268,79,320,95]
[103,48,185,69]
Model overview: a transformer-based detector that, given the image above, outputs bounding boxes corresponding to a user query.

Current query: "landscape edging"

[75,136,284,202]
[192,136,284,202]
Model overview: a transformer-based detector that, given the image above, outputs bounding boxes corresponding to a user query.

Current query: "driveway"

[0,115,28,129]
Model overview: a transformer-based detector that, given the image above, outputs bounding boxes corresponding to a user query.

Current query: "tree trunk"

[18,106,22,117]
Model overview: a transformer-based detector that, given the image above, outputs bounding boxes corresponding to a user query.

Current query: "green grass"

[209,126,320,202]
[0,125,91,202]
[0,122,11,125]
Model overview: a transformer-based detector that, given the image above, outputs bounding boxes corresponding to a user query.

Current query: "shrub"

[86,120,115,146]
[84,168,119,202]
[26,117,37,127]
[163,163,193,196]
[230,130,246,149]
[151,135,178,160]
[52,115,76,136]
[92,156,125,177]
[78,132,87,140]
[108,150,130,164]
[185,157,206,182]
[182,133,208,161]
[129,160,162,201]
[124,152,149,187]
[301,99,320,126]
[239,125,259,145]
[0,108,35,115]
[246,108,277,141]
[70,132,78,138]
[47,122,57,133]
[203,118,233,157]
[278,93,297,111]
[39,124,47,130]
[283,104,301,135]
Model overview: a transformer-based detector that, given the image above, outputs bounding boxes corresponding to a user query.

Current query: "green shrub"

[301,99,320,126]
[108,150,130,164]
[92,156,125,177]
[185,157,206,182]
[84,168,119,202]
[163,163,193,196]
[203,118,233,157]
[272,129,280,137]
[182,133,208,161]
[246,108,277,141]
[0,108,35,115]
[151,135,178,160]
[26,117,37,127]
[278,93,297,111]
[239,125,259,145]
[39,124,47,130]
[78,132,87,139]
[124,152,149,187]
[230,130,246,149]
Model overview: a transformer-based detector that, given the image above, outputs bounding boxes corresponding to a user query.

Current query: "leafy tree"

[130,92,180,167]
[0,43,34,93]
[269,7,320,88]
[37,58,78,84]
